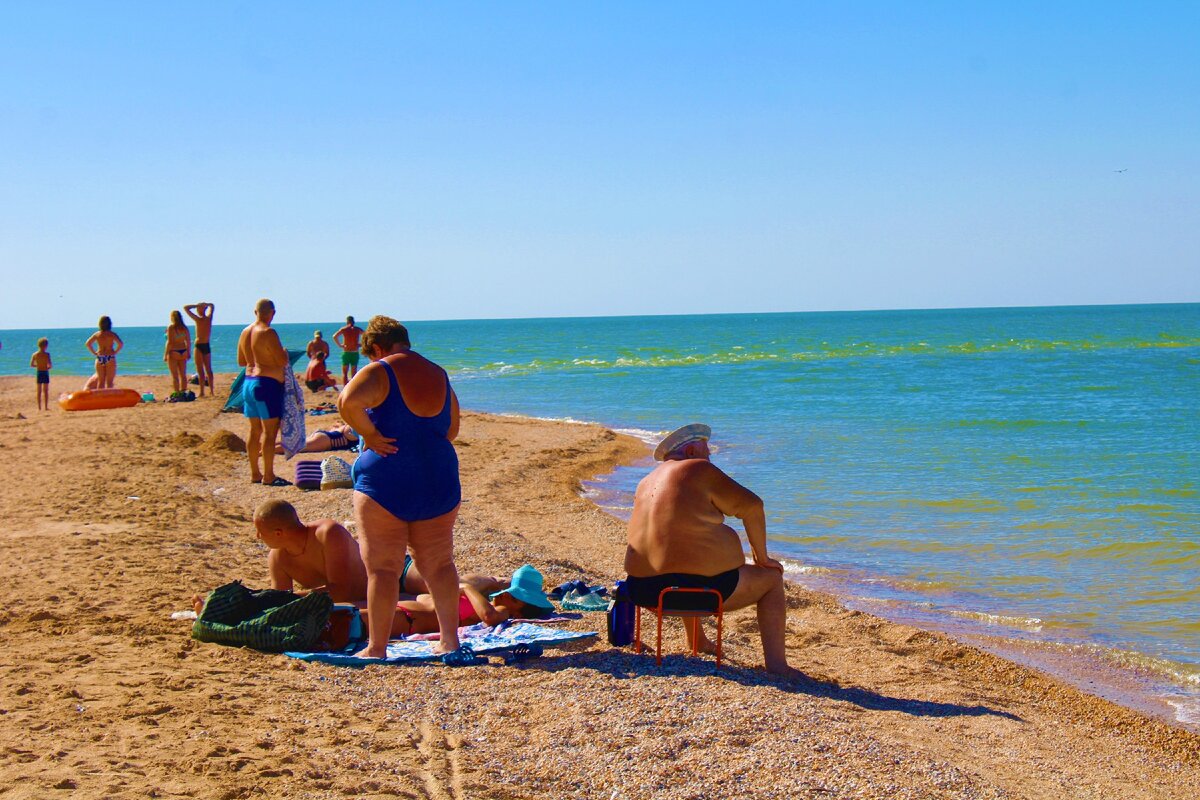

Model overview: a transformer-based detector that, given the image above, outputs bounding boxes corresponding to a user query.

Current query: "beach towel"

[221,350,307,413]
[192,580,333,653]
[280,370,306,459]
[284,622,596,666]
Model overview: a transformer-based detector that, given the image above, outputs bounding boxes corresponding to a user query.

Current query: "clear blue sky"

[1,2,1197,328]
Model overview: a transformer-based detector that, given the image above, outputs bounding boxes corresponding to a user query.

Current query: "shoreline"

[2,374,1199,798]
[578,417,1200,734]
[15,371,1200,729]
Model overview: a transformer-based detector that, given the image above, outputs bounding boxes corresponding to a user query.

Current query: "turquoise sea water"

[3,304,1198,719]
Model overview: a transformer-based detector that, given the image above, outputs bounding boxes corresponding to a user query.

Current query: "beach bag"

[294,460,323,491]
[607,580,635,646]
[321,456,353,490]
[191,581,333,653]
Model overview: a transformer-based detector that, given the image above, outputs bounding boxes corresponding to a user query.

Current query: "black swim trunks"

[624,568,740,612]
[36,370,50,384]
[195,342,211,355]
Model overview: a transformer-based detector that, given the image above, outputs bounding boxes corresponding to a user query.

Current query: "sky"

[1,2,1198,328]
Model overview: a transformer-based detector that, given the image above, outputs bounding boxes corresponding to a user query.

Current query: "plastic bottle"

[607,579,635,646]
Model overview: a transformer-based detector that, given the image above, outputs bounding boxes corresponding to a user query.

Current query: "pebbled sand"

[0,373,1197,800]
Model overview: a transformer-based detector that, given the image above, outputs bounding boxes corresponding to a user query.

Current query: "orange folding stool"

[634,587,723,667]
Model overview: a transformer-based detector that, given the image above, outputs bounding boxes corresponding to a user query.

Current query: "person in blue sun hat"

[489,564,555,612]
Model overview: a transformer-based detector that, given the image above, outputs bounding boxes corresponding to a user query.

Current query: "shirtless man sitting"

[237,298,290,486]
[624,423,795,675]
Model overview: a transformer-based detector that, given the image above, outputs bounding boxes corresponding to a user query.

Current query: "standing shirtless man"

[333,315,364,384]
[237,299,291,486]
[184,302,216,397]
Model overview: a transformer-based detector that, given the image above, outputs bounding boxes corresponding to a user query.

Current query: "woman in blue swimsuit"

[337,316,463,659]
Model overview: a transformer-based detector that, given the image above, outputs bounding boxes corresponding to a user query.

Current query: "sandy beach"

[1,374,1197,800]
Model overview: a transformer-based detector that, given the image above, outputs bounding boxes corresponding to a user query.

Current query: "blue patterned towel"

[284,622,596,666]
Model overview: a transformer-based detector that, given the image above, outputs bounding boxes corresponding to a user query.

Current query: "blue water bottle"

[607,579,635,646]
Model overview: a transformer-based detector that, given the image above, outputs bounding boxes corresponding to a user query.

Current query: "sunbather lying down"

[385,565,555,638]
[274,423,359,454]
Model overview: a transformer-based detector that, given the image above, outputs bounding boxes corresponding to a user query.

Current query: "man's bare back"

[268,518,368,602]
[237,322,287,382]
[625,459,750,577]
[334,323,362,352]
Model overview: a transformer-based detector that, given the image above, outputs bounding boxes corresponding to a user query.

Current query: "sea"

[3,303,1197,726]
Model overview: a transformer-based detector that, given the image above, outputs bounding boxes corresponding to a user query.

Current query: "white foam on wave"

[949,609,1044,632]
[1168,697,1200,725]
[613,426,667,446]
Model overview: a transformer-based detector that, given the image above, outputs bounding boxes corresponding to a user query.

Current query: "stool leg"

[690,618,699,656]
[635,605,642,654]
[656,610,664,667]
[716,612,723,667]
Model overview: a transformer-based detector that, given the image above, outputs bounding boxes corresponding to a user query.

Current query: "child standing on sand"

[30,338,52,410]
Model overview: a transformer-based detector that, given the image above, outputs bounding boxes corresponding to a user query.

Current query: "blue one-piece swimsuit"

[351,362,461,522]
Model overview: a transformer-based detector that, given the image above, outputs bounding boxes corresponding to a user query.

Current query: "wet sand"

[1,374,1197,799]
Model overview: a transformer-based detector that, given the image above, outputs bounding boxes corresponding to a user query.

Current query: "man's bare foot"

[353,646,387,659]
[192,594,206,614]
[765,663,806,679]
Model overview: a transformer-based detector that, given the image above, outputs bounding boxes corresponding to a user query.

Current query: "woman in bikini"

[273,423,360,454]
[164,310,192,395]
[85,316,124,389]
[383,564,554,637]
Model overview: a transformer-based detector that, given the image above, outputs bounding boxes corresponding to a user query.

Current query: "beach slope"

[0,375,1196,799]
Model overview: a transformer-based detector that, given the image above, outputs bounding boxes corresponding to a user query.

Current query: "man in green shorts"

[333,315,364,384]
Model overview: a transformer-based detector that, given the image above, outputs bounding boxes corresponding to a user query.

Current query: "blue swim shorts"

[242,376,284,419]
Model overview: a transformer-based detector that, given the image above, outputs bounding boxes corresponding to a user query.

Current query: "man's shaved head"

[253,500,302,530]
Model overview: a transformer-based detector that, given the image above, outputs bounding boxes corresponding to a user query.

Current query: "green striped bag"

[192,581,333,652]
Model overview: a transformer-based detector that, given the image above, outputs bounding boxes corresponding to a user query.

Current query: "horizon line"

[1,299,1197,333]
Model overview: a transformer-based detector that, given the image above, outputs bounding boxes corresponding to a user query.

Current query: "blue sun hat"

[489,564,554,609]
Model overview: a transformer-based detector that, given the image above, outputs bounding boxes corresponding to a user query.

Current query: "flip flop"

[502,644,543,665]
[441,644,487,667]
[263,477,293,487]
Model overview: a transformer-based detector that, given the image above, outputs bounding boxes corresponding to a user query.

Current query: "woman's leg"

[352,492,410,658]
[407,505,461,654]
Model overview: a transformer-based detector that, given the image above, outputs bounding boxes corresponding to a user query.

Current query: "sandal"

[441,644,487,667]
[502,644,543,665]
[263,477,293,487]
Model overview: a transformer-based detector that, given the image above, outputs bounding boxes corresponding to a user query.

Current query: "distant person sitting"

[275,423,360,454]
[624,424,797,676]
[304,351,338,393]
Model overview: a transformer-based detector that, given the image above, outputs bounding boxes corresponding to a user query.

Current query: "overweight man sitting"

[623,424,795,675]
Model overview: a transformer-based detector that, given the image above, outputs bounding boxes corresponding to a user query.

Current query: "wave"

[445,335,1200,378]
